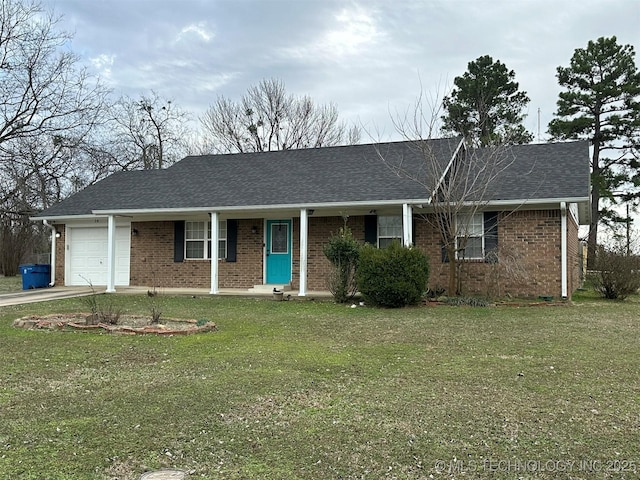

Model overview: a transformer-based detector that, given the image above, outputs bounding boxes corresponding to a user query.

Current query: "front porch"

[118,285,334,298]
[0,285,334,308]
[118,207,417,296]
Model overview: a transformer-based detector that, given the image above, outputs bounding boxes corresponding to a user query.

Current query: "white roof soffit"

[89,197,587,215]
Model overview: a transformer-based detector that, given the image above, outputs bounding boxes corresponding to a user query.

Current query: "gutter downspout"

[560,202,568,299]
[42,220,56,287]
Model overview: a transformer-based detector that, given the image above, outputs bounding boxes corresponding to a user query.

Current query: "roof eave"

[35,196,590,221]
[89,198,436,216]
[30,214,108,222]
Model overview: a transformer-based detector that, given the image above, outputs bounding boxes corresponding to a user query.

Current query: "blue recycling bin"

[19,264,51,290]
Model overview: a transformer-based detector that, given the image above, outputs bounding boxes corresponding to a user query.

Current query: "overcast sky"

[43,0,640,142]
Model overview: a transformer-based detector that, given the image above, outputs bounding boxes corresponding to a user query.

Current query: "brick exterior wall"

[482,210,562,298]
[129,220,264,289]
[55,209,580,299]
[53,224,65,285]
[414,210,569,299]
[290,216,366,291]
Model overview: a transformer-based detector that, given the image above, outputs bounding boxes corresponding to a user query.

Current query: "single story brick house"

[33,137,590,299]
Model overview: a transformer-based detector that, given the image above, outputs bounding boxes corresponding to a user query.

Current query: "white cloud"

[176,22,214,44]
[282,5,383,62]
[326,6,380,56]
[89,53,115,78]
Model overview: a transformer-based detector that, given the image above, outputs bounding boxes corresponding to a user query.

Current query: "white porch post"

[106,215,116,293]
[299,208,308,296]
[560,202,568,299]
[210,212,219,294]
[402,203,413,247]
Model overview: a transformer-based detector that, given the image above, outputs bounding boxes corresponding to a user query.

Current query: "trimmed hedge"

[356,242,430,308]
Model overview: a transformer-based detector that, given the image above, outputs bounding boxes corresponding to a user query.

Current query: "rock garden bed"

[13,313,217,335]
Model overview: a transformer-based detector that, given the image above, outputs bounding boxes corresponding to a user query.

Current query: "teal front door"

[266,220,292,284]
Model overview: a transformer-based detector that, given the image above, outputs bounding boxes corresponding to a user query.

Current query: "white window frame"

[455,213,484,260]
[378,215,403,248]
[185,220,227,260]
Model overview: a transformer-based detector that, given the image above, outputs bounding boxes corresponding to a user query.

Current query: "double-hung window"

[378,215,403,248]
[456,213,484,260]
[185,220,227,259]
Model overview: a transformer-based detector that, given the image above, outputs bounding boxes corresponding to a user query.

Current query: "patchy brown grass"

[0,292,639,479]
[0,274,21,294]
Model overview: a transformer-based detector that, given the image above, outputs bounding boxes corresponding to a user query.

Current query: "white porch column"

[299,208,308,296]
[402,203,413,247]
[106,215,116,293]
[210,212,219,294]
[560,202,568,299]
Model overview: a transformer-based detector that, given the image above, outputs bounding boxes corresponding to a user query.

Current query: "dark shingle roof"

[488,141,590,201]
[36,138,589,218]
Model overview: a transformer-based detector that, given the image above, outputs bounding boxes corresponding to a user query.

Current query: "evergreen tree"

[548,36,640,266]
[442,55,533,147]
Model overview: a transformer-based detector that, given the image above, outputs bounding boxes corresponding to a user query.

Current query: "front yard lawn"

[1,293,638,479]
[0,274,22,294]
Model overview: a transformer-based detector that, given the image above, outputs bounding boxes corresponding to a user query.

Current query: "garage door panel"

[67,226,130,286]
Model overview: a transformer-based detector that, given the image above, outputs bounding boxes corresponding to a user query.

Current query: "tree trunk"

[587,113,602,270]
[447,247,457,296]
[587,187,599,270]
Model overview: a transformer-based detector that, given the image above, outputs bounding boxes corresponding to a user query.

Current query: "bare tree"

[377,90,517,296]
[200,78,360,153]
[0,0,109,275]
[0,0,106,151]
[110,91,191,170]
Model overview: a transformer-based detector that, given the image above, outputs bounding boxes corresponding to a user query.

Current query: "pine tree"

[442,55,533,147]
[548,36,640,266]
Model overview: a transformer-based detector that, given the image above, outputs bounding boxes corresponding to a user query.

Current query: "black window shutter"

[174,221,185,262]
[364,215,377,245]
[484,212,498,263]
[226,220,238,262]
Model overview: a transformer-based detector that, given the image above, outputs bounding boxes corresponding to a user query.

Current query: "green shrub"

[356,242,429,308]
[323,226,361,303]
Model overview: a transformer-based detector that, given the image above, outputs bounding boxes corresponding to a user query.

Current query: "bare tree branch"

[200,78,360,153]
[374,86,518,295]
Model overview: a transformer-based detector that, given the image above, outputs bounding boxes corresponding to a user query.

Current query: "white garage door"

[67,226,131,286]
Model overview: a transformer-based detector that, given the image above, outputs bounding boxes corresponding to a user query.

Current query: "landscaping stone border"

[13,314,217,335]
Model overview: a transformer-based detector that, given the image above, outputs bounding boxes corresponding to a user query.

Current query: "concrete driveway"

[0,287,95,307]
